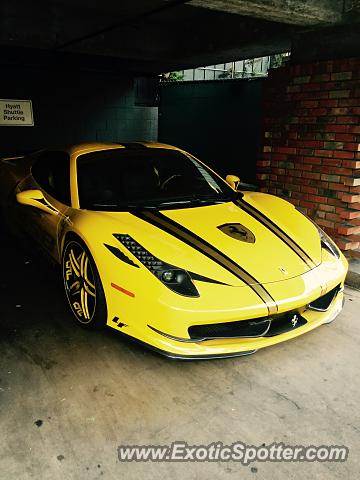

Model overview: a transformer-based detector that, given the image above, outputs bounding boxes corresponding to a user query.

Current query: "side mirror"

[16,189,60,216]
[226,174,240,190]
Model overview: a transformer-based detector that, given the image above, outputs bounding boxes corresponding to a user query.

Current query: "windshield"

[77,147,236,210]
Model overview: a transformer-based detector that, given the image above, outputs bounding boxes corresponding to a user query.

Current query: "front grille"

[308,284,341,312]
[188,311,307,341]
[187,285,342,342]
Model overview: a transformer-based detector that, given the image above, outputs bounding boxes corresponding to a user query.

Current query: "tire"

[62,238,107,328]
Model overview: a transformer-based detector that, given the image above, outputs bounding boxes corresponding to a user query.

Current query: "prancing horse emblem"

[217,223,255,243]
[291,315,298,328]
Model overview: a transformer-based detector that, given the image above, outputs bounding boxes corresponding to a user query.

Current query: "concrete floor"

[1,232,359,480]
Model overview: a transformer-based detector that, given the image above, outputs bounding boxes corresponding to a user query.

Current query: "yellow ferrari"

[0,143,348,359]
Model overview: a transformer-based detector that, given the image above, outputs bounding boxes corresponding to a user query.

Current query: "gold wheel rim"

[63,241,96,324]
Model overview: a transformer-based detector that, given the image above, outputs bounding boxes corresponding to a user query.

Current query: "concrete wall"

[257,57,360,251]
[0,69,158,155]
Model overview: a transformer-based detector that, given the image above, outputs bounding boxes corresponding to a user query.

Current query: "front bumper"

[114,284,345,360]
[106,252,348,359]
[151,289,344,359]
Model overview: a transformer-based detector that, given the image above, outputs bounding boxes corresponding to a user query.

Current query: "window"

[77,147,235,211]
[31,151,71,206]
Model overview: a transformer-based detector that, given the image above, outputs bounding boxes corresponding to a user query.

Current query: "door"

[14,150,71,261]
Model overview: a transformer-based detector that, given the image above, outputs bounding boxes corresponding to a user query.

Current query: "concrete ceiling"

[0,0,359,73]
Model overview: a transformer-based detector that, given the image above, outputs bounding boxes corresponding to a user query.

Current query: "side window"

[31,151,71,206]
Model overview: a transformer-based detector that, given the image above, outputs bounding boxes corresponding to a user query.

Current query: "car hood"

[91,192,322,287]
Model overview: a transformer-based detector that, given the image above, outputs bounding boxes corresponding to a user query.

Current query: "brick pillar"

[258,57,360,251]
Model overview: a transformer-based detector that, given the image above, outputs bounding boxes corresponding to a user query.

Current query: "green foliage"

[270,53,290,69]
[162,71,185,82]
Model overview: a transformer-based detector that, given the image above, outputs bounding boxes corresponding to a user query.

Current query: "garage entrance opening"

[159,78,263,183]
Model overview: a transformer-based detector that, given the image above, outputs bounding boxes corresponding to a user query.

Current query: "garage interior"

[1,1,360,478]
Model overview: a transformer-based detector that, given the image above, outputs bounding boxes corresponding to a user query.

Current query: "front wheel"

[62,239,107,328]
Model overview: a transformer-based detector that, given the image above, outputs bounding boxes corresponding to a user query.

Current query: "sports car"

[0,142,348,359]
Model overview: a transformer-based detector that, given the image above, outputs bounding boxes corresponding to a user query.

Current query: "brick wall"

[258,57,360,251]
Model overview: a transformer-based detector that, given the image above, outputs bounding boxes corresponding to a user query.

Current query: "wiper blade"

[156,196,232,207]
[92,203,119,207]
[91,202,158,209]
[90,194,234,210]
[190,195,233,204]
[156,200,193,206]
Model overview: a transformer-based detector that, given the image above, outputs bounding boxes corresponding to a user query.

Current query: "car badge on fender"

[217,223,256,243]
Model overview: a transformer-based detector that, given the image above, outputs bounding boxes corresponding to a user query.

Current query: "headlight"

[114,234,199,297]
[316,226,340,259]
[296,208,341,260]
[319,229,341,259]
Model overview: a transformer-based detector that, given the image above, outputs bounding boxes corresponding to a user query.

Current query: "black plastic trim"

[104,243,140,268]
[112,327,257,360]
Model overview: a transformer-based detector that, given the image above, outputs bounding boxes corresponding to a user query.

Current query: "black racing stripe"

[132,210,278,315]
[189,272,230,286]
[237,199,316,269]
